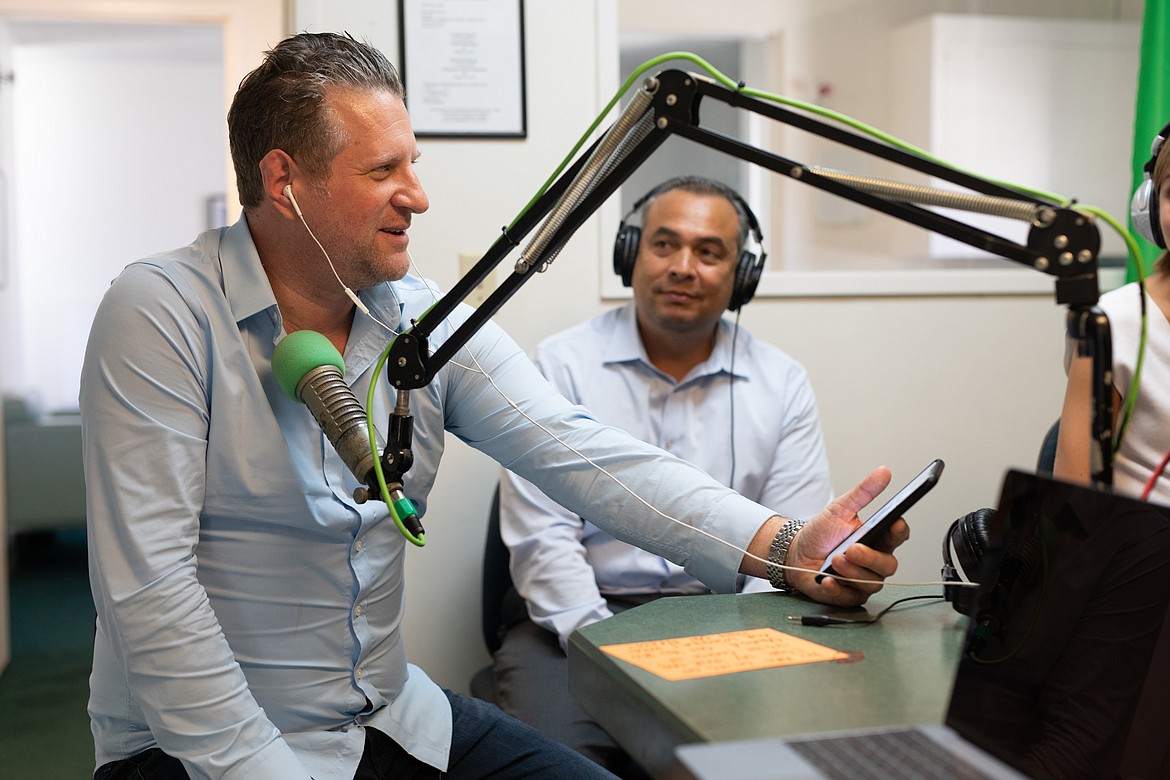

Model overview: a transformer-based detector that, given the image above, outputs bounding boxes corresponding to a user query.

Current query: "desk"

[567,587,966,779]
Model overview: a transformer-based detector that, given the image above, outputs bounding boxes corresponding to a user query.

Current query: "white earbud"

[284,184,303,217]
[285,183,372,318]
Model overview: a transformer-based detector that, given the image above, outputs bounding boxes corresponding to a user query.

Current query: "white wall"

[291,0,1146,695]
[0,13,12,677]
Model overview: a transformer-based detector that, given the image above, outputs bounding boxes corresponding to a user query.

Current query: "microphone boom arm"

[385,67,1113,489]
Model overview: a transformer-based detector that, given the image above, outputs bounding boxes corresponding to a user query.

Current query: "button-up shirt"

[81,219,773,779]
[501,304,833,647]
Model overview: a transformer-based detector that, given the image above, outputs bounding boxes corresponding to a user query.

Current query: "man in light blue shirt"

[489,178,834,776]
[82,33,907,780]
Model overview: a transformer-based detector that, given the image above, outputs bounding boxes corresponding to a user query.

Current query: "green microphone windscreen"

[272,330,346,400]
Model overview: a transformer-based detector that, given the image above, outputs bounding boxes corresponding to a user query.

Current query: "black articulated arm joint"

[354,386,425,545]
[385,331,430,391]
[380,390,423,539]
[1027,206,1101,307]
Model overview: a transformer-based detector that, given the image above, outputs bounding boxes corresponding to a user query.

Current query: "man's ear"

[259,149,298,220]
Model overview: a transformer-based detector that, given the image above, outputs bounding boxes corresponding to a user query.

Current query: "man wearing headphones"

[488,176,834,776]
[1055,119,1170,502]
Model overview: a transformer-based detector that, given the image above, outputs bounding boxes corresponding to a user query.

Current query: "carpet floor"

[0,530,96,779]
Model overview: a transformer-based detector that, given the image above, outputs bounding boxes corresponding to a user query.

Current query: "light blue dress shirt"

[500,304,834,648]
[81,218,774,779]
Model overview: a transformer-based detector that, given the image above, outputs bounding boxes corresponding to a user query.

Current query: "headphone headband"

[613,176,767,310]
[619,176,765,252]
[1132,119,1170,249]
[1148,120,1170,173]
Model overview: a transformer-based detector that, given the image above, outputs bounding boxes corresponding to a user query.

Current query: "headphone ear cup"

[729,251,764,311]
[1150,181,1165,250]
[942,508,994,615]
[1133,121,1170,250]
[613,225,640,287]
[1132,177,1164,249]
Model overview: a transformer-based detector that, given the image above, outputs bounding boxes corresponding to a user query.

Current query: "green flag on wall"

[1129,1,1170,282]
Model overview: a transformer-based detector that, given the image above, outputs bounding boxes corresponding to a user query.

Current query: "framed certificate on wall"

[399,0,527,138]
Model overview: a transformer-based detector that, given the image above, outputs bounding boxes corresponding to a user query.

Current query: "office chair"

[1036,419,1060,476]
[479,484,513,655]
[469,484,522,701]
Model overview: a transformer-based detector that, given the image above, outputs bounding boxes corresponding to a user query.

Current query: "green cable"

[1077,206,1147,455]
[367,340,425,547]
[601,52,1146,456]
[370,51,1146,526]
[515,50,1074,227]
[542,53,1146,451]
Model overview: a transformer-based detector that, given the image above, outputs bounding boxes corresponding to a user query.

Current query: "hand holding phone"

[815,459,945,584]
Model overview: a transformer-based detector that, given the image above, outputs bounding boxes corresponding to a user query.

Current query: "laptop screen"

[944,470,1170,779]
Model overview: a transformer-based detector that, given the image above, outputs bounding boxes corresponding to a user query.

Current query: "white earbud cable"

[396,253,968,591]
[299,215,967,591]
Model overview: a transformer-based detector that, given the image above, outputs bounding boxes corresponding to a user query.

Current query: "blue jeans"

[93,690,618,779]
[490,598,653,779]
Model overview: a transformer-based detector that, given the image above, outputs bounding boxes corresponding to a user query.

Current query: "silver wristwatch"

[767,517,805,591]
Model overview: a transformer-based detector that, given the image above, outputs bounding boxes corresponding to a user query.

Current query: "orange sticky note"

[599,627,848,681]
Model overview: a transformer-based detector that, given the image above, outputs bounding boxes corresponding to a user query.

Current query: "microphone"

[272,330,427,546]
[272,330,383,488]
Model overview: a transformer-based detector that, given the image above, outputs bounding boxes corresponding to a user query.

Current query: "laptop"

[677,469,1170,780]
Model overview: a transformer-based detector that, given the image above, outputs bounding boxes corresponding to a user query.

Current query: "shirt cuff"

[686,491,775,594]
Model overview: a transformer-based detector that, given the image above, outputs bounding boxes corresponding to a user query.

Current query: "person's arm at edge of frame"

[1054,349,1122,486]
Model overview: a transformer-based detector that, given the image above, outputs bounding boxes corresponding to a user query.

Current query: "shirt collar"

[218,216,406,354]
[219,216,278,327]
[600,303,648,366]
[710,317,750,381]
[601,303,751,382]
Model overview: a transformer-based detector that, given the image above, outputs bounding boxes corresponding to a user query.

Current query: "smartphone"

[815,458,945,584]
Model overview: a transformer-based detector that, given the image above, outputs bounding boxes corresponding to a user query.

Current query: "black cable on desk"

[788,593,945,627]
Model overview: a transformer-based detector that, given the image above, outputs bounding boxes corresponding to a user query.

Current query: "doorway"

[0,0,284,681]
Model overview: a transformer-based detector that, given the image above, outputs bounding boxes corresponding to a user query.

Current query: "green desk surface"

[567,586,967,778]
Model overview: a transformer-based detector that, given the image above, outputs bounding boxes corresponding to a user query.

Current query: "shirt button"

[354,605,363,617]
[665,439,674,449]
[356,667,364,680]
[354,540,363,552]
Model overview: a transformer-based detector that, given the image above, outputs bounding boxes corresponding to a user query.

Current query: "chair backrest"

[480,484,515,654]
[1036,419,1061,476]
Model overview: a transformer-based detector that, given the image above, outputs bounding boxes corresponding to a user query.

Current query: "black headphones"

[941,507,994,616]
[612,176,767,311]
[1131,119,1170,249]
